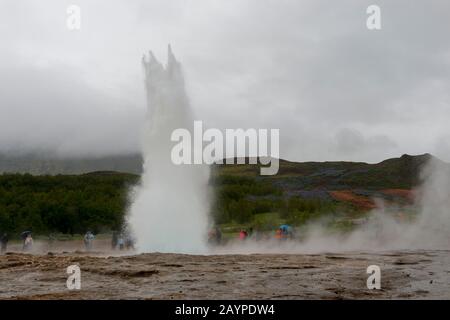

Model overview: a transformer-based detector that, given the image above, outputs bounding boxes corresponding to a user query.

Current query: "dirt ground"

[0,240,449,299]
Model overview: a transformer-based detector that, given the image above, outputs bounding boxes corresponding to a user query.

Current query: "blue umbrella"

[279,225,291,233]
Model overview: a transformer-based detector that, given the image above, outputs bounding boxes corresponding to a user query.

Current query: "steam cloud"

[128,46,210,253]
[215,157,450,254]
[127,45,448,255]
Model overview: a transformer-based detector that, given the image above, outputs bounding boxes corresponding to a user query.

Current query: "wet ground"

[0,241,449,299]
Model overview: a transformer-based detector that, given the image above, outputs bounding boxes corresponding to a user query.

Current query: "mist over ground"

[214,158,450,254]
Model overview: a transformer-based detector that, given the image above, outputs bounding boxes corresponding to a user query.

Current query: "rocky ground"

[0,241,448,299]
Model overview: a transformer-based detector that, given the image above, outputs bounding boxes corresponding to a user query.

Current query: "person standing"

[23,234,33,252]
[239,229,248,240]
[118,235,125,250]
[111,231,118,250]
[214,227,222,245]
[125,234,135,250]
[84,231,95,251]
[0,233,8,253]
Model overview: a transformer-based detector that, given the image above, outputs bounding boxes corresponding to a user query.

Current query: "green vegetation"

[0,172,138,235]
[210,174,351,229]
[0,154,430,236]
[210,174,282,224]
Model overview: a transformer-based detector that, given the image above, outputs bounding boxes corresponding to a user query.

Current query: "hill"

[0,153,143,175]
[210,153,435,226]
[0,153,438,234]
[216,153,432,188]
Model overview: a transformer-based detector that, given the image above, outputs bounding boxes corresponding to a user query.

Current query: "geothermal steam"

[127,47,448,255]
[215,157,450,254]
[128,46,209,253]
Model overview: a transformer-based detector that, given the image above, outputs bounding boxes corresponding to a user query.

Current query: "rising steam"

[128,46,210,253]
[127,47,448,255]
[215,157,450,254]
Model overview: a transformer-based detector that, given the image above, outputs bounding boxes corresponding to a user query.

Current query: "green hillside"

[211,154,433,229]
[0,154,436,235]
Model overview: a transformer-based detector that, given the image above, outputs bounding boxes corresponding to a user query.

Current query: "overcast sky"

[1,0,449,162]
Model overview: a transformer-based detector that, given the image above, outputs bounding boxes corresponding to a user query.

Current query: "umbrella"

[20,231,32,239]
[279,225,292,234]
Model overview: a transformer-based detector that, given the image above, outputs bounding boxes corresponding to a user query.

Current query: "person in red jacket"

[239,229,248,240]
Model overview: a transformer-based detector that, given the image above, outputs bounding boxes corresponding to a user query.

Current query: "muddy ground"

[0,241,449,299]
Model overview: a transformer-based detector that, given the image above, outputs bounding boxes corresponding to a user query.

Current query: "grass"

[252,212,286,230]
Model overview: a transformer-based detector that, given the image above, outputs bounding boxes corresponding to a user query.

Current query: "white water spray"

[128,46,210,253]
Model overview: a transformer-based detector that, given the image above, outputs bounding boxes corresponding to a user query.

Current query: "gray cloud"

[0,62,144,157]
[335,128,397,159]
[0,0,449,162]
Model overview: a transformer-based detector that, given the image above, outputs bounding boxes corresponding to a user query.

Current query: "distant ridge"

[0,152,439,190]
[0,153,143,175]
[215,153,438,190]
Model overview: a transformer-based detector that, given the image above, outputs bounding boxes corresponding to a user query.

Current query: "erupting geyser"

[128,45,210,253]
